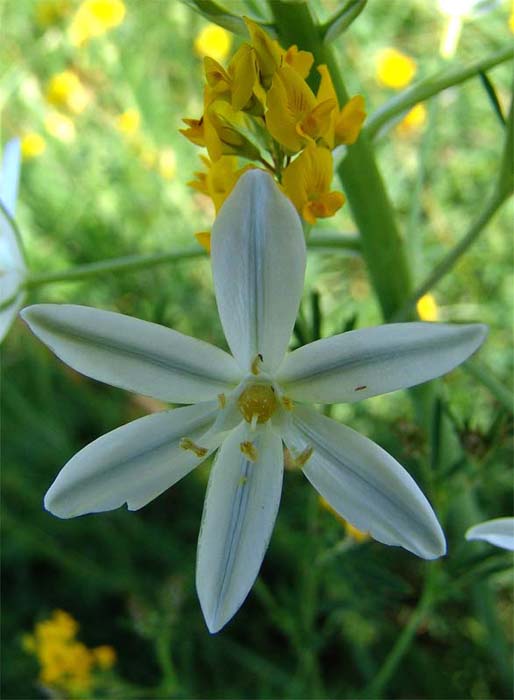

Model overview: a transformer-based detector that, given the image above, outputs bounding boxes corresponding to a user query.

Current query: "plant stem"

[25,247,205,287]
[23,236,361,289]
[391,188,509,321]
[365,565,438,699]
[365,45,514,139]
[269,0,413,320]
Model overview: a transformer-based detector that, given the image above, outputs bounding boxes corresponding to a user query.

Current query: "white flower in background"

[22,170,487,633]
[437,0,500,58]
[0,138,27,343]
[466,517,514,551]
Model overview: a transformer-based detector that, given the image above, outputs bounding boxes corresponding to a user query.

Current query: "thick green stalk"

[269,0,413,320]
[366,45,514,139]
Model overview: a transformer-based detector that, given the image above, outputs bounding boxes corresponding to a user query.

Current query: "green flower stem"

[269,0,413,321]
[365,45,514,140]
[23,236,360,290]
[463,361,513,413]
[24,248,205,288]
[365,564,439,699]
[392,87,513,322]
[391,188,508,321]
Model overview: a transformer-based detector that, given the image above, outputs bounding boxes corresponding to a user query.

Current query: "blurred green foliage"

[1,0,512,698]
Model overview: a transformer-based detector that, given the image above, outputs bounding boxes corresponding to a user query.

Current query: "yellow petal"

[243,16,283,87]
[228,44,257,111]
[195,231,211,253]
[284,45,314,78]
[179,117,205,147]
[303,191,345,225]
[299,97,336,141]
[266,65,317,153]
[334,94,366,146]
[204,56,231,94]
[21,132,46,159]
[416,293,438,321]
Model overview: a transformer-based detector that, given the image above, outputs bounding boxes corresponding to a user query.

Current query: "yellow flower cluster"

[23,609,116,696]
[182,18,366,250]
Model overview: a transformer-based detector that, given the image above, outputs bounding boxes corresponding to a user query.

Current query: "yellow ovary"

[238,384,277,424]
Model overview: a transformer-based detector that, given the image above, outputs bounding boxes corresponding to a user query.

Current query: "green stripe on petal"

[211,170,306,375]
[45,402,220,518]
[279,322,487,404]
[196,421,283,633]
[21,304,242,403]
[287,405,446,559]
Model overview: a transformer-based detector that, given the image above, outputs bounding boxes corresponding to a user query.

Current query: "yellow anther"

[238,383,277,424]
[281,395,294,411]
[179,438,208,458]
[217,393,227,409]
[251,353,263,375]
[240,441,258,462]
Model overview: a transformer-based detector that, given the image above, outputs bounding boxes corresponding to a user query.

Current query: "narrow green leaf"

[321,0,367,43]
[479,71,506,125]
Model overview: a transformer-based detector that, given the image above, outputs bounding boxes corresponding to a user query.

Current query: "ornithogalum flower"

[22,171,487,633]
[466,517,514,551]
[0,138,27,343]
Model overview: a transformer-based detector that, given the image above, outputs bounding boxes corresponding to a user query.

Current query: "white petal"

[0,290,25,343]
[0,191,25,272]
[465,517,514,551]
[279,322,488,403]
[45,402,220,518]
[286,406,446,559]
[21,304,242,403]
[0,138,21,217]
[196,421,283,633]
[211,169,305,374]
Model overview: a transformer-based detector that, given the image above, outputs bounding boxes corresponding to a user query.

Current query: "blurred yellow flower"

[396,103,427,136]
[509,2,514,33]
[23,610,116,696]
[46,70,90,114]
[158,148,177,180]
[376,48,417,89]
[194,24,232,63]
[45,111,77,142]
[69,0,126,47]
[92,644,117,669]
[21,133,47,159]
[36,0,71,27]
[282,144,344,224]
[116,108,141,136]
[319,497,369,542]
[417,293,439,321]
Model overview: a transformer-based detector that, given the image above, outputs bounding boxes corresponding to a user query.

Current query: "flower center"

[237,383,277,424]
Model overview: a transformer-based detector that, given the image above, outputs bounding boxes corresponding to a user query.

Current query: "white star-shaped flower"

[22,170,487,633]
[1,138,27,343]
[466,517,514,551]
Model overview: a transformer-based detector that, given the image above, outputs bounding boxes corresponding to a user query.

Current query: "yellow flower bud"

[21,133,46,159]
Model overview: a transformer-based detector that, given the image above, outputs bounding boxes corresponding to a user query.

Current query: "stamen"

[251,354,263,375]
[217,393,227,409]
[240,441,258,462]
[281,395,294,411]
[179,438,208,458]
